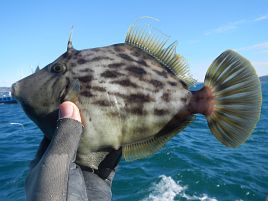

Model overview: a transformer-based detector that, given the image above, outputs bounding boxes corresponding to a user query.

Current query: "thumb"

[59,101,81,122]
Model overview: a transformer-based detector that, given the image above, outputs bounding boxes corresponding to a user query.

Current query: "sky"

[1,0,268,86]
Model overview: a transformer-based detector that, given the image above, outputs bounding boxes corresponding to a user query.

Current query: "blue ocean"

[0,81,267,201]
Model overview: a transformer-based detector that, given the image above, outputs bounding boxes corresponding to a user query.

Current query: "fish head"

[12,49,81,139]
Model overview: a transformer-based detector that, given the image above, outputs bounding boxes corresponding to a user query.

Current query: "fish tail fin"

[191,50,262,147]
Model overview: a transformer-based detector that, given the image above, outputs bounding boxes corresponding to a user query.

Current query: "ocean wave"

[9,122,24,129]
[141,175,217,201]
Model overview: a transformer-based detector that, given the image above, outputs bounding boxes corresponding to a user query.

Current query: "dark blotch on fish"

[101,70,122,78]
[153,69,168,78]
[168,81,177,86]
[81,91,94,97]
[149,79,164,88]
[112,92,154,104]
[111,79,138,88]
[180,97,187,103]
[125,66,147,76]
[137,60,148,67]
[91,56,113,62]
[131,49,142,57]
[129,46,149,60]
[108,62,125,68]
[79,68,94,73]
[119,53,135,62]
[126,106,145,115]
[154,108,169,116]
[132,126,150,135]
[77,75,93,83]
[91,86,106,92]
[77,58,88,65]
[113,44,126,52]
[93,100,113,107]
[128,93,153,103]
[70,62,77,67]
[161,92,171,102]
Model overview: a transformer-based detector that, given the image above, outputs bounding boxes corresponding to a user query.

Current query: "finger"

[59,101,81,122]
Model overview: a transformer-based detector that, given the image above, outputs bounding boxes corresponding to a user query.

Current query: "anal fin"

[123,115,193,161]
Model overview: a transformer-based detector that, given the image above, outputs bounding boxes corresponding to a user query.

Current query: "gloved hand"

[25,101,121,201]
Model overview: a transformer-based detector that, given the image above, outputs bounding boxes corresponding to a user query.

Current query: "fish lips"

[11,82,29,104]
[11,82,20,101]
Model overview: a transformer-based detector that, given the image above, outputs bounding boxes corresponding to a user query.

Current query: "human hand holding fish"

[25,101,119,201]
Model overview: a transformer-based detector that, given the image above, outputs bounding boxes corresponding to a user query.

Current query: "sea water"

[0,81,267,201]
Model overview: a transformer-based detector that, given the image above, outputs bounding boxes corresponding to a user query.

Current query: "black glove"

[25,118,85,201]
[25,101,122,201]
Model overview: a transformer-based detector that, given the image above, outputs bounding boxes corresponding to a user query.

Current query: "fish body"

[12,23,262,166]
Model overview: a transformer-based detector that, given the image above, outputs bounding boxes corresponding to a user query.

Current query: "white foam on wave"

[141,175,217,201]
[10,122,24,129]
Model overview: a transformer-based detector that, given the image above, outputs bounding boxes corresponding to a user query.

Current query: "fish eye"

[51,64,66,73]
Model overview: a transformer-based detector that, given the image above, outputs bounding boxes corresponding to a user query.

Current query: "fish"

[12,22,262,168]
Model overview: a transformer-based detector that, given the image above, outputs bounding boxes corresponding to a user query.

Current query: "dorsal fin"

[125,21,196,86]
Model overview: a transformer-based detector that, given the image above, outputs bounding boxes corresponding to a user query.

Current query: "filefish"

[12,23,262,167]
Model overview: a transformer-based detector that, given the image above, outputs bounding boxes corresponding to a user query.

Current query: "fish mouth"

[11,83,18,98]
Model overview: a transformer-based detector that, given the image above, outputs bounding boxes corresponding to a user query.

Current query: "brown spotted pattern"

[63,43,192,160]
